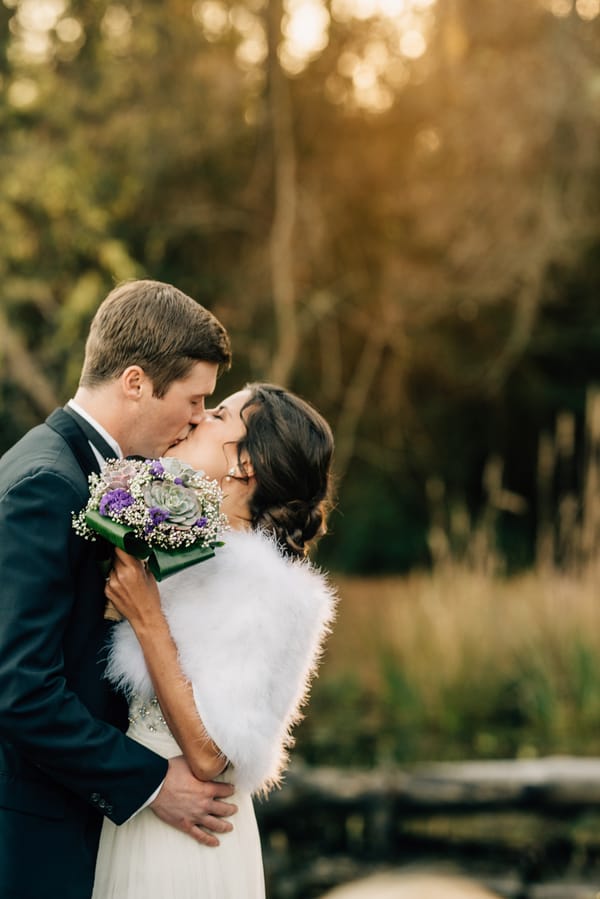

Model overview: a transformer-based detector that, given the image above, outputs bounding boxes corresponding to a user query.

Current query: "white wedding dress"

[91,696,265,899]
[91,529,336,899]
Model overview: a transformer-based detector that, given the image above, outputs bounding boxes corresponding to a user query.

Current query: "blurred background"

[2,0,600,893]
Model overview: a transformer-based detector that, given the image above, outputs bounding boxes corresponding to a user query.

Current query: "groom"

[0,280,236,898]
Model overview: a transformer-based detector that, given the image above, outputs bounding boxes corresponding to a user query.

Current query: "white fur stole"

[106,529,337,795]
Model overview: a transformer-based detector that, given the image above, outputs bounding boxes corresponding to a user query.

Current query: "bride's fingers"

[114,546,134,562]
[113,549,157,595]
[114,547,144,575]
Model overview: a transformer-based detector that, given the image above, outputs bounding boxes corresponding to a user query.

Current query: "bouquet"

[72,457,228,580]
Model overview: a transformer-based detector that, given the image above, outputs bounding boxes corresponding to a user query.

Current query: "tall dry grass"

[297,567,600,765]
[297,388,600,766]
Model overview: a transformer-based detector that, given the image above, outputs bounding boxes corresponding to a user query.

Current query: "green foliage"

[297,644,600,767]
[2,0,600,572]
[317,464,429,573]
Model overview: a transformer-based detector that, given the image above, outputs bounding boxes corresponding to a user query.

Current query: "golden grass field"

[297,566,600,765]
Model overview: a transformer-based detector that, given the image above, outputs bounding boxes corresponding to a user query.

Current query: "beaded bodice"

[128,694,172,736]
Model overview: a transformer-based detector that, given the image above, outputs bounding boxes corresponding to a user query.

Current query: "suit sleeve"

[0,469,168,823]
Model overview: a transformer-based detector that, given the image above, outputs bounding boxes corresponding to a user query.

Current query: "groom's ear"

[121,365,148,399]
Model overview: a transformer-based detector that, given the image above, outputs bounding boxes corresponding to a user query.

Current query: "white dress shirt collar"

[67,399,123,464]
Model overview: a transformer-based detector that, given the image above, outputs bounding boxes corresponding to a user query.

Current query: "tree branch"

[266,0,298,386]
[0,311,59,415]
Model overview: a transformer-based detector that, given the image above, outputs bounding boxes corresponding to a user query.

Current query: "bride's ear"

[243,464,255,481]
[229,456,254,481]
[240,454,255,480]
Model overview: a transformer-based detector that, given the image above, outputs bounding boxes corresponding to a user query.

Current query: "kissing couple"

[0,279,336,899]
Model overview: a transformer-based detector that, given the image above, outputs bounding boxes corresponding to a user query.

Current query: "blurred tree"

[1,0,599,572]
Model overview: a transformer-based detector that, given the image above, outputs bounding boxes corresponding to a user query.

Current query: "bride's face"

[165,388,252,481]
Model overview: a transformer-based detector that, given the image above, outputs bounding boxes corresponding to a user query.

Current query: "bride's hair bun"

[235,385,334,558]
[257,501,327,558]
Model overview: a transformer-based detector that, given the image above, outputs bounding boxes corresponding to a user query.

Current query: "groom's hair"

[79,279,231,397]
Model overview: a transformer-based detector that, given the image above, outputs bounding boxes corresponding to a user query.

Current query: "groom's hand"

[150,755,237,847]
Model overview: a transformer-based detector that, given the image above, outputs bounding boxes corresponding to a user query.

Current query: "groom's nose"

[189,402,207,425]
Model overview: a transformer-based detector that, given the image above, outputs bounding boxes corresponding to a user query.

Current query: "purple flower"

[149,507,170,526]
[148,460,165,478]
[99,489,135,517]
[144,506,170,534]
[174,477,183,485]
[195,517,208,528]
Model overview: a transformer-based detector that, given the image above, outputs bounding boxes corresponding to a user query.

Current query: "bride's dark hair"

[234,384,334,558]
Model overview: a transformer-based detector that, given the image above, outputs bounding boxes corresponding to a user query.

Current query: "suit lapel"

[62,407,118,461]
[47,410,115,568]
[46,408,102,477]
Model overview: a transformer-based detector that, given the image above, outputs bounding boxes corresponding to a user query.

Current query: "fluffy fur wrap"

[106,528,337,795]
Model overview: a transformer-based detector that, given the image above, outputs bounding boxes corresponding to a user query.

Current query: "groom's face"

[131,360,219,458]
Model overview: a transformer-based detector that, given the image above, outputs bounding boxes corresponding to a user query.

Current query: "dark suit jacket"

[0,409,168,899]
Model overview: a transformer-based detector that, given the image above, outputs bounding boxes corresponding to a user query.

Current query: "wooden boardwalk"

[256,757,600,898]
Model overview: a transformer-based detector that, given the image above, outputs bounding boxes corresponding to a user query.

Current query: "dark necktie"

[63,406,119,461]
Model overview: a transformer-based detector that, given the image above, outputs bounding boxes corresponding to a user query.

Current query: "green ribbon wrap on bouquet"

[86,509,218,580]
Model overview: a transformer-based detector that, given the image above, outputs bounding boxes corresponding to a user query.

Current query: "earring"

[228,467,236,476]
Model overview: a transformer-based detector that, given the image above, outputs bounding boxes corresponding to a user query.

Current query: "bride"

[92,383,336,899]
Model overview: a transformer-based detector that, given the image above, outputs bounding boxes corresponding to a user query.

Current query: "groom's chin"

[164,438,184,455]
